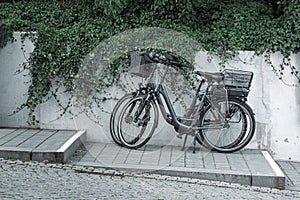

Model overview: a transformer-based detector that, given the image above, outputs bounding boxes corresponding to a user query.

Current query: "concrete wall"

[0,32,38,128]
[1,33,299,161]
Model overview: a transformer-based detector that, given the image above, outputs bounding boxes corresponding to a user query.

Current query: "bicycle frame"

[144,82,226,132]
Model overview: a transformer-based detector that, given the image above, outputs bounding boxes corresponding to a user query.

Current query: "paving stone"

[79,151,96,162]
[278,161,300,190]
[202,150,216,169]
[96,143,121,164]
[0,129,28,146]
[242,150,275,175]
[140,145,160,165]
[0,129,17,138]
[185,149,204,168]
[279,161,295,171]
[2,129,40,147]
[113,147,131,164]
[18,129,57,149]
[226,152,250,172]
[125,147,145,165]
[213,152,231,170]
[290,162,300,174]
[169,146,185,167]
[158,145,172,166]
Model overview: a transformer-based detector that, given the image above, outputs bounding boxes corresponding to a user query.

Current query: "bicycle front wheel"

[110,93,136,146]
[117,96,159,149]
[198,99,255,153]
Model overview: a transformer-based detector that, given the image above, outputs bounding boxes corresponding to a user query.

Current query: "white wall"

[1,35,299,161]
[0,32,38,128]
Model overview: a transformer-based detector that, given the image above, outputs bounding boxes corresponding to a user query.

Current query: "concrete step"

[72,143,286,189]
[0,128,85,163]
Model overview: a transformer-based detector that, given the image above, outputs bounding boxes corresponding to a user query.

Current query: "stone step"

[0,128,85,163]
[74,142,286,189]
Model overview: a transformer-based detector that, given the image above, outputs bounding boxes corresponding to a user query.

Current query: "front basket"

[129,52,156,78]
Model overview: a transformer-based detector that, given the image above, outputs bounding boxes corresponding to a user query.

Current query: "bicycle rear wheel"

[117,96,159,149]
[198,99,255,153]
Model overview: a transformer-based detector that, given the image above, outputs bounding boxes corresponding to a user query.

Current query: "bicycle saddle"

[195,71,224,81]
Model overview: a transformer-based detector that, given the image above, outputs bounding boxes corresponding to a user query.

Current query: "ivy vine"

[0,23,12,48]
[0,0,299,124]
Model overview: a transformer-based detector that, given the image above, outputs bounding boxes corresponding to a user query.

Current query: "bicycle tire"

[117,96,159,149]
[109,93,136,146]
[198,98,255,153]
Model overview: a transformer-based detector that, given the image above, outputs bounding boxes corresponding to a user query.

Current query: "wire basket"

[129,52,156,78]
[224,69,253,89]
[223,69,254,97]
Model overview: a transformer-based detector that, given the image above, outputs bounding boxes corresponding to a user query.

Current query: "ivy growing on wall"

[0,23,12,48]
[0,0,299,124]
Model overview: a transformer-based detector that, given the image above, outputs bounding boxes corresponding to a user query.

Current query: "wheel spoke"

[117,96,158,148]
[198,99,255,153]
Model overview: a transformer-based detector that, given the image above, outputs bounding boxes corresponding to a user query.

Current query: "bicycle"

[110,51,255,153]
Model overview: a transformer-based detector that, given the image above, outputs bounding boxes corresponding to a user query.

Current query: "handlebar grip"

[180,63,193,69]
[169,61,192,69]
[139,51,193,69]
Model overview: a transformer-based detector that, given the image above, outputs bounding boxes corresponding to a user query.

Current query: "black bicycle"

[110,51,255,153]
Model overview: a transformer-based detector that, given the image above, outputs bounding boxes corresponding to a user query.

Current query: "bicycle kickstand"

[181,134,188,151]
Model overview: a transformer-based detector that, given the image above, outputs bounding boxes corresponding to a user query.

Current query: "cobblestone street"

[0,159,299,200]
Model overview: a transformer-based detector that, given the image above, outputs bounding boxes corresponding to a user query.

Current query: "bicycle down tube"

[146,83,225,131]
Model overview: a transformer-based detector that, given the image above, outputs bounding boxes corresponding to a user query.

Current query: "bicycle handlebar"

[140,51,193,70]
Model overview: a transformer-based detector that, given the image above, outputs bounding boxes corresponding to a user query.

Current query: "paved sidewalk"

[0,128,294,190]
[278,161,300,191]
[70,142,286,189]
